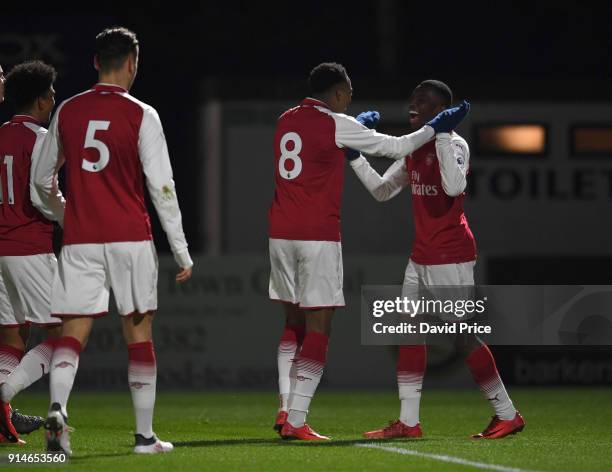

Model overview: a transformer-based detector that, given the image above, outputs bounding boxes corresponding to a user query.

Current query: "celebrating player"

[269,63,469,440]
[0,60,63,443]
[347,80,525,439]
[32,27,193,455]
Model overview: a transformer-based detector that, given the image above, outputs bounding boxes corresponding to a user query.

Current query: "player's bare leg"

[45,316,93,455]
[274,304,305,433]
[1,325,61,436]
[122,312,172,454]
[458,335,525,438]
[281,308,332,441]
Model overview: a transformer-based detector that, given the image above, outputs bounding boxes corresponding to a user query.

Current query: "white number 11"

[0,155,14,205]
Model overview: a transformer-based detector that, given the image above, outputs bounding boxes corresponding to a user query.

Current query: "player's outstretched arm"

[345,110,380,162]
[350,156,408,202]
[344,110,408,201]
[139,106,193,283]
[333,100,470,160]
[435,133,470,197]
[333,112,433,160]
[31,108,66,225]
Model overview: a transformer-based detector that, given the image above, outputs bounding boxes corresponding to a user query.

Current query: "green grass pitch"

[1,389,610,471]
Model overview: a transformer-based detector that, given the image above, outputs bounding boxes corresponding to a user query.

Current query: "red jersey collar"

[301,97,330,109]
[93,83,128,93]
[11,114,42,126]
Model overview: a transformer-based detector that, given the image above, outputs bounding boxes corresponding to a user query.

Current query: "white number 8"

[279,132,303,180]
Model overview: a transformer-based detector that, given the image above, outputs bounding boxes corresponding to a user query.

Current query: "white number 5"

[82,120,110,172]
[279,132,303,180]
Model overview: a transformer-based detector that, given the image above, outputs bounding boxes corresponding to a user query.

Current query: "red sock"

[297,332,328,374]
[278,324,305,410]
[0,344,24,383]
[1,337,59,403]
[466,344,516,420]
[465,344,500,385]
[128,341,157,438]
[397,345,426,426]
[49,336,82,417]
[288,332,329,427]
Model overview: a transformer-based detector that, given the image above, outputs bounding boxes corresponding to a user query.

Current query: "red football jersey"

[268,98,345,241]
[0,115,53,256]
[53,83,152,245]
[268,98,439,242]
[407,140,476,265]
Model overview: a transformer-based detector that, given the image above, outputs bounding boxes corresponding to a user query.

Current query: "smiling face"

[408,85,447,130]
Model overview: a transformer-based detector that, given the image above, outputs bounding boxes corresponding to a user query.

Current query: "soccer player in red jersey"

[349,80,524,440]
[32,27,193,455]
[269,64,469,440]
[0,60,64,443]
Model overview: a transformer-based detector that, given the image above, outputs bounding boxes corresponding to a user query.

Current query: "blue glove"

[426,100,470,133]
[346,111,381,161]
[355,110,380,129]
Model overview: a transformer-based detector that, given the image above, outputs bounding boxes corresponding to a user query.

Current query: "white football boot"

[133,433,174,454]
[44,403,73,456]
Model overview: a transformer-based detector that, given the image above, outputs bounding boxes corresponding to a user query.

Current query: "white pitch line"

[356,443,539,472]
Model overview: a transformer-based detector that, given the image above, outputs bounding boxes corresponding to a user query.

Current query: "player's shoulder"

[278,104,300,121]
[22,121,48,138]
[0,118,46,141]
[450,132,469,150]
[277,102,340,134]
[118,92,156,114]
[312,106,353,123]
[58,88,97,109]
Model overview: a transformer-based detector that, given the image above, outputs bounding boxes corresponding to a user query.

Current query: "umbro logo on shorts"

[54,361,75,369]
[296,375,312,382]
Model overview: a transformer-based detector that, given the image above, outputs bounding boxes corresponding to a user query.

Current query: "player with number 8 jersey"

[268,63,470,441]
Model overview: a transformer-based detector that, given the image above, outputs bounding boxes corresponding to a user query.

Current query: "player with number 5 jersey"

[268,63,470,441]
[31,27,193,456]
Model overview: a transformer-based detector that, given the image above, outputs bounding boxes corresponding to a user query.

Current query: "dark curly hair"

[4,60,56,111]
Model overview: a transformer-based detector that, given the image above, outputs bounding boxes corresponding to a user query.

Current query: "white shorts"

[52,241,158,317]
[269,238,344,309]
[0,254,61,326]
[403,259,475,287]
[402,258,476,301]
